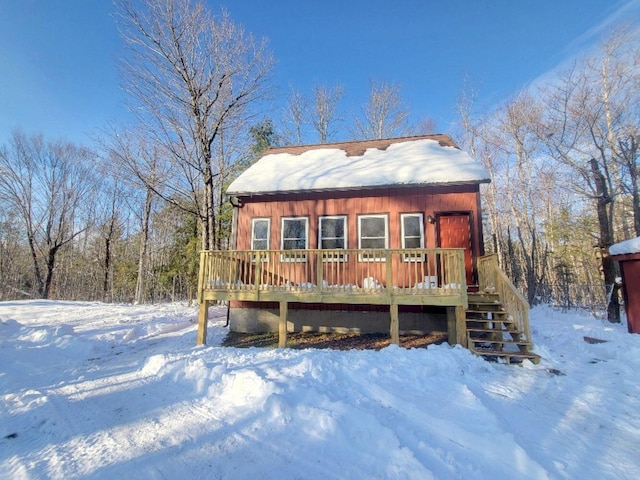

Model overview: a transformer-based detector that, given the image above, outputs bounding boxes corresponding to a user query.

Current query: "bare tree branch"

[352,81,410,139]
[309,83,344,143]
[115,0,273,249]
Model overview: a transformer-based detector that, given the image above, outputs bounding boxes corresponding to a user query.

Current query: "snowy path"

[1,301,640,479]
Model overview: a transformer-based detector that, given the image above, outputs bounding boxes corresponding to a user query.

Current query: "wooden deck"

[198,248,467,305]
[196,248,468,346]
[196,250,532,358]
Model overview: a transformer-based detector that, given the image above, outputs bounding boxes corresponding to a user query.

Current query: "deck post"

[196,251,209,345]
[279,301,288,348]
[385,251,393,291]
[197,300,209,345]
[455,305,467,347]
[447,305,467,347]
[390,303,399,345]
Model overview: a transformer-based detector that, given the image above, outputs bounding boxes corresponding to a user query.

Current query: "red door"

[437,213,474,285]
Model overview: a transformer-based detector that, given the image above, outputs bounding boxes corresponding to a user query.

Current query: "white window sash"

[358,214,388,262]
[281,217,308,262]
[400,213,425,262]
[319,216,348,261]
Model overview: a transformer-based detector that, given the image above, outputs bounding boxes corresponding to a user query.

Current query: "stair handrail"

[478,254,531,342]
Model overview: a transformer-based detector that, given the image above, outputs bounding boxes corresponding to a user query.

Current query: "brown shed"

[610,237,640,334]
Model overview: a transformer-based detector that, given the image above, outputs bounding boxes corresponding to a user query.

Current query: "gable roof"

[227,134,490,196]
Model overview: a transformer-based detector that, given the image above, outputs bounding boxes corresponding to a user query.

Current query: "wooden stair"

[466,293,541,364]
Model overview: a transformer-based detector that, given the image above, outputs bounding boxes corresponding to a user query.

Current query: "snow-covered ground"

[1,301,639,479]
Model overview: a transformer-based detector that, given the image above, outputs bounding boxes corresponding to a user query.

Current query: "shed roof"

[610,237,640,256]
[227,134,490,196]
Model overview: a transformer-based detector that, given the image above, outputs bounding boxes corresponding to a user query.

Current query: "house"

[197,134,538,362]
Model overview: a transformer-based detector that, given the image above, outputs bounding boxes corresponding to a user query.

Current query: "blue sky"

[0,0,638,146]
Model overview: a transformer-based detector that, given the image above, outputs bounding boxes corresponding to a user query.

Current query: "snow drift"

[1,301,639,479]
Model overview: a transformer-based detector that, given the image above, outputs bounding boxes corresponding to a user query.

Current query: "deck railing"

[198,248,467,305]
[478,254,531,341]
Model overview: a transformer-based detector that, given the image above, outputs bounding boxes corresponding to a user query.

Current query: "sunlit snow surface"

[227,139,490,195]
[610,236,640,256]
[1,301,639,479]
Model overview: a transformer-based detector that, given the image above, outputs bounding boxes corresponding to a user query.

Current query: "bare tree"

[0,209,30,300]
[602,29,640,238]
[102,130,166,304]
[281,86,307,145]
[309,84,344,143]
[0,131,96,299]
[352,81,410,139]
[94,174,127,303]
[455,78,505,261]
[455,75,482,158]
[411,116,437,136]
[452,36,640,316]
[115,0,273,250]
[493,93,552,305]
[456,80,591,309]
[212,118,252,249]
[618,134,640,236]
[540,28,640,321]
[465,92,554,305]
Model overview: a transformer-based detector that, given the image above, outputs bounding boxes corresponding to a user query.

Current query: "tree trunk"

[590,158,621,322]
[102,216,117,303]
[203,167,216,251]
[134,188,153,304]
[43,246,59,300]
[103,234,111,302]
[633,184,640,238]
[27,234,44,297]
[217,182,225,250]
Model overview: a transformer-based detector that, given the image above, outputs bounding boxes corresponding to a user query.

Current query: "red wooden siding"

[230,185,483,313]
[234,185,483,258]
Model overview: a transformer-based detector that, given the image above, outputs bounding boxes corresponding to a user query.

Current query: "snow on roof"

[227,135,490,196]
[610,237,640,256]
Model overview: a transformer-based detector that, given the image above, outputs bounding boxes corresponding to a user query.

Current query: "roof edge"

[228,178,491,198]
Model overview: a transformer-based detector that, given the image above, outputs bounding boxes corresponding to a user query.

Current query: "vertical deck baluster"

[244,252,250,290]
[283,251,289,290]
[413,250,419,291]
[254,252,260,292]
[365,251,371,291]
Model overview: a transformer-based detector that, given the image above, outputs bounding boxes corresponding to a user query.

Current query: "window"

[401,213,425,261]
[358,214,388,261]
[319,216,347,261]
[281,217,308,261]
[250,218,270,262]
[251,218,270,250]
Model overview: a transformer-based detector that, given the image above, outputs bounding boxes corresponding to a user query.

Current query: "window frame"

[250,218,271,263]
[280,216,309,262]
[357,214,389,262]
[400,213,425,262]
[251,218,271,250]
[319,215,348,262]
